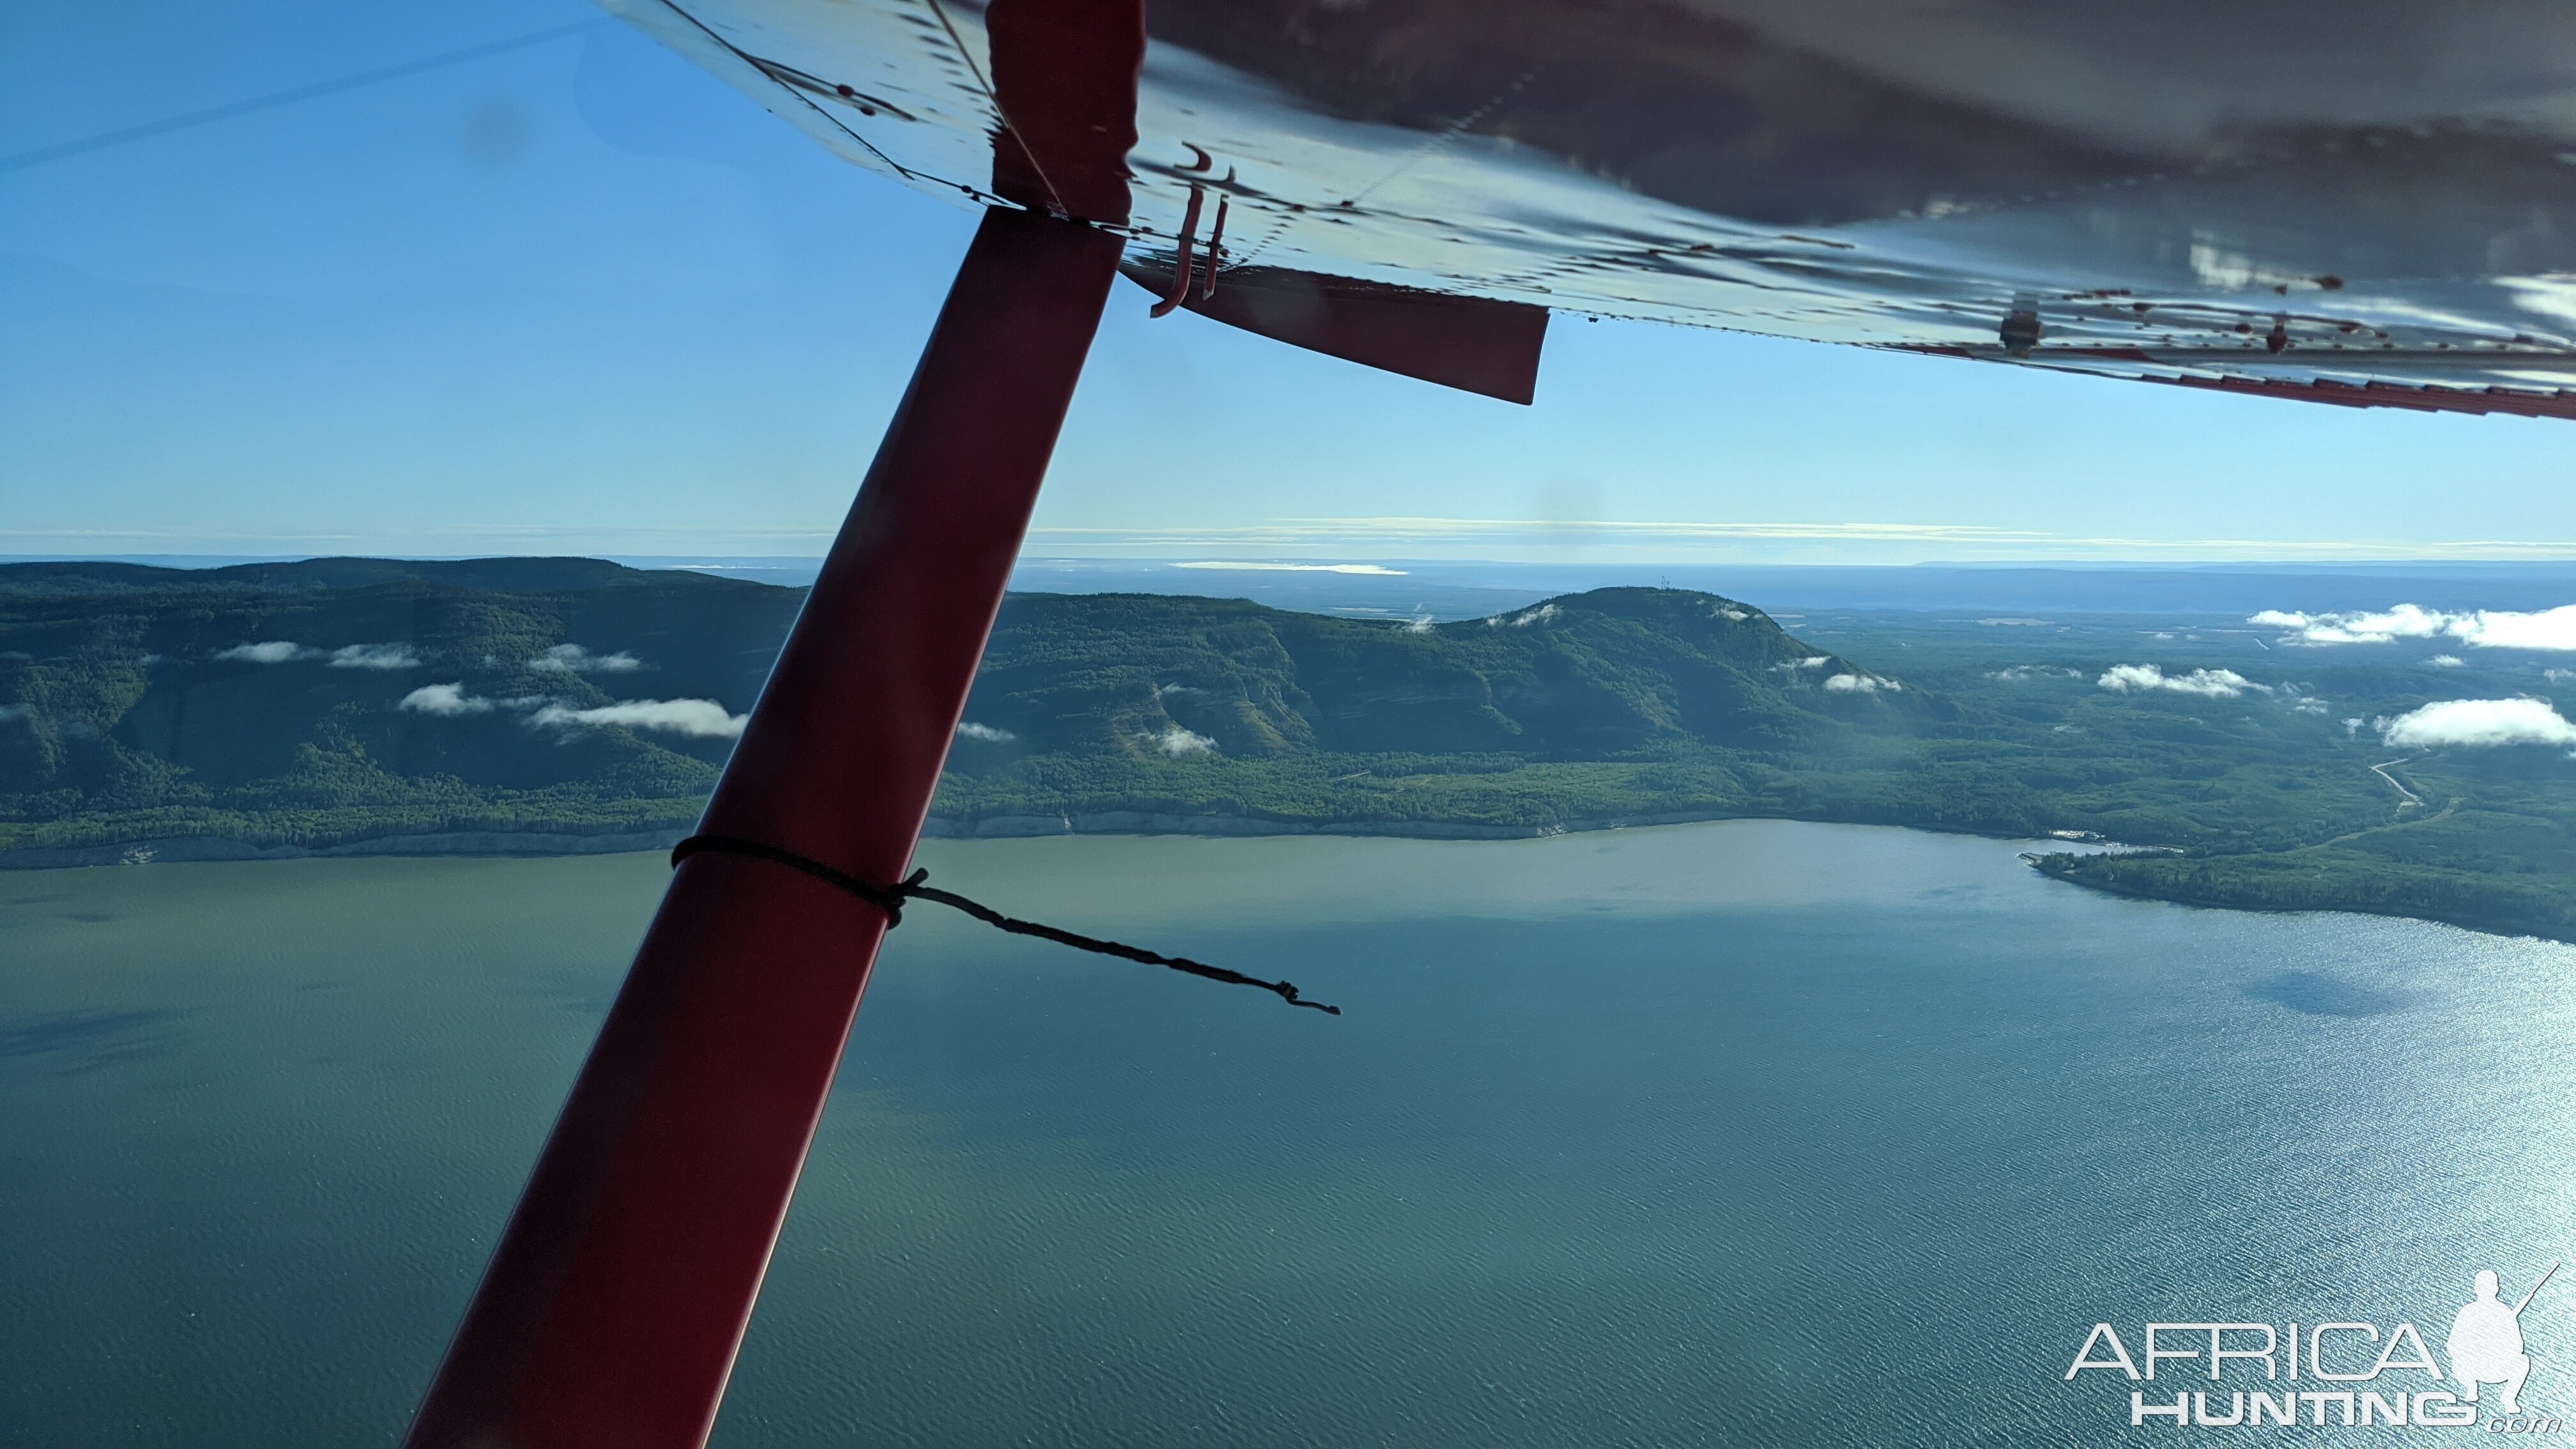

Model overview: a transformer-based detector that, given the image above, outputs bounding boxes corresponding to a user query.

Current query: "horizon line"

[12,551,2576,572]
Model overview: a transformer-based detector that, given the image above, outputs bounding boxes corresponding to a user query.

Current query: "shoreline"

[0,827,698,870]
[12,818,2550,947]
[2026,852,2575,947]
[0,807,1897,870]
[918,806,1761,841]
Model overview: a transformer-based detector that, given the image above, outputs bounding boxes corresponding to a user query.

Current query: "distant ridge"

[0,556,777,597]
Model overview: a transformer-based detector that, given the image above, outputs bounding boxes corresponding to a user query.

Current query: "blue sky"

[7,1,2576,564]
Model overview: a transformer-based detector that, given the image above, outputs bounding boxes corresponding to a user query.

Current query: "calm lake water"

[6,821,2575,1446]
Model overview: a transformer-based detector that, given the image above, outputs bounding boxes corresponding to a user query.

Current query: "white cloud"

[531,698,746,739]
[1148,724,1215,756]
[1988,664,2083,681]
[330,643,419,671]
[1170,561,1406,575]
[1716,607,1749,621]
[1156,682,1205,698]
[2098,664,2260,698]
[2426,654,2466,668]
[2312,606,2443,643]
[2249,604,2446,644]
[2251,603,2576,650]
[215,641,314,664]
[1405,615,1435,634]
[2549,668,2576,684]
[2343,717,2365,736]
[1487,603,1561,629]
[956,721,1015,742]
[2455,606,2576,650]
[224,641,422,668]
[1824,672,1900,693]
[2377,697,2576,749]
[399,683,493,717]
[2292,698,2329,715]
[532,643,643,674]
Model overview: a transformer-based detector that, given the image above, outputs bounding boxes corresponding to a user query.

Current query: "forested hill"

[0,560,1949,853]
[959,586,1938,760]
[0,559,797,855]
[4,558,2573,944]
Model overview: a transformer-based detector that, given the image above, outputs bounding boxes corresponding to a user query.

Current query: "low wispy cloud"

[2377,698,2576,749]
[2426,654,2465,668]
[532,643,643,674]
[532,698,746,739]
[1823,672,1901,694]
[1487,603,1561,629]
[399,685,726,735]
[2253,604,2576,650]
[1988,664,2083,682]
[956,721,1015,742]
[330,643,419,671]
[1146,724,1215,756]
[2099,664,2263,698]
[215,641,316,664]
[1777,656,1830,671]
[399,683,494,717]
[2249,605,2446,644]
[1405,615,1436,634]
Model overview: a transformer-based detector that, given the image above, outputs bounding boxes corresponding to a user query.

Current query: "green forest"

[4,556,2573,942]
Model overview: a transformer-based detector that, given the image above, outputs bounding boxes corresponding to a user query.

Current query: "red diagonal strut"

[402,8,1146,1441]
[401,205,1124,1448]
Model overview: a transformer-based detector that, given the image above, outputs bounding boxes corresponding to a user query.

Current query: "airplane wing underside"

[610,0,2576,413]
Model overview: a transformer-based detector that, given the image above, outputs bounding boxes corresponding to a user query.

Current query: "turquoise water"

[6,822,2575,1445]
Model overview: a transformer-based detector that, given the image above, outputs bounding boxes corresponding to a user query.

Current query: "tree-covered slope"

[0,560,799,850]
[4,558,2573,946]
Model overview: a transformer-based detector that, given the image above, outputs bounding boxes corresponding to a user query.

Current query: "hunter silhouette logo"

[2064,1261,2564,1431]
[2452,1266,2552,1416]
